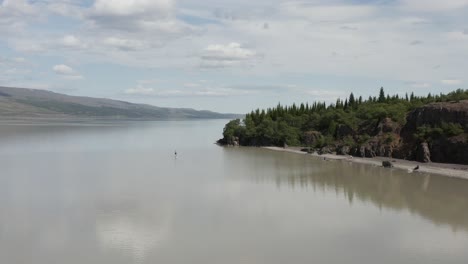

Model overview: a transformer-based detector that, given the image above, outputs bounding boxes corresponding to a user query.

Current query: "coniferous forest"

[219,88,468,164]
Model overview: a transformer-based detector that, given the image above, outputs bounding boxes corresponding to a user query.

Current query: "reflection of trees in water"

[287,162,468,232]
[229,149,468,232]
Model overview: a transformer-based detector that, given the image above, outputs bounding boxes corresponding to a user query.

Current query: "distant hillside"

[0,86,239,120]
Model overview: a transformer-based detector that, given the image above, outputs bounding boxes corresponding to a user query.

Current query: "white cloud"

[0,0,37,15]
[124,82,256,97]
[302,89,348,102]
[399,0,468,11]
[441,79,462,85]
[125,85,155,95]
[61,35,84,48]
[184,82,201,88]
[53,64,74,75]
[200,43,258,68]
[13,57,26,63]
[0,0,39,33]
[1,0,468,112]
[46,0,84,18]
[447,31,468,40]
[53,64,83,80]
[92,0,172,17]
[88,0,179,33]
[4,68,18,75]
[103,37,145,51]
[282,2,375,21]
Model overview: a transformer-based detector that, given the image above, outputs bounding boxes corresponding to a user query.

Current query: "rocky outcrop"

[376,117,401,135]
[430,135,468,164]
[398,100,468,164]
[336,124,355,138]
[416,142,431,163]
[217,136,240,146]
[382,161,393,168]
[336,145,351,155]
[303,131,322,146]
[218,100,468,165]
[318,146,333,155]
[405,101,468,129]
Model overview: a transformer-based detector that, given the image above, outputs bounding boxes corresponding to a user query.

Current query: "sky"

[0,0,467,113]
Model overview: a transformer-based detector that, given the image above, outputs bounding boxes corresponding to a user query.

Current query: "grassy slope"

[0,86,238,119]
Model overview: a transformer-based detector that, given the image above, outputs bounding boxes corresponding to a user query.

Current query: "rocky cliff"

[326,101,467,164]
[398,100,468,164]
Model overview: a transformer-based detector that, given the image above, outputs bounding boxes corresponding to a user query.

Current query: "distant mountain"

[0,86,240,120]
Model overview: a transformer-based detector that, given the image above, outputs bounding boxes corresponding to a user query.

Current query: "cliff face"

[405,101,468,127]
[219,97,468,165]
[398,100,468,164]
[331,101,468,164]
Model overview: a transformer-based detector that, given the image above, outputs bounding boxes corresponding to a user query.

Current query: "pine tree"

[378,87,385,103]
[349,93,355,107]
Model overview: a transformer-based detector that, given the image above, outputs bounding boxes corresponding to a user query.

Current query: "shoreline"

[262,146,468,180]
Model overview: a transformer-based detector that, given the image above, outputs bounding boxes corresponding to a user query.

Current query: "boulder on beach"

[382,161,393,168]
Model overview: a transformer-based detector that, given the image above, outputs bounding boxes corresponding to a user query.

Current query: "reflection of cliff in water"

[225,148,468,232]
[285,162,468,232]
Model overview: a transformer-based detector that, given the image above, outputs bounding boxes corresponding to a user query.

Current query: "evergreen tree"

[349,93,355,106]
[378,87,386,103]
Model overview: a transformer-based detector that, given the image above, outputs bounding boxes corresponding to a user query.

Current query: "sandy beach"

[263,146,468,180]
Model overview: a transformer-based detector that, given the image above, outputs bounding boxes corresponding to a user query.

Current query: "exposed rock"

[416,142,431,163]
[350,144,377,158]
[336,124,355,138]
[383,146,394,157]
[300,148,313,153]
[430,135,468,164]
[376,117,400,135]
[382,161,393,168]
[303,131,322,146]
[399,100,468,164]
[217,136,240,146]
[405,101,468,129]
[365,147,376,158]
[336,145,351,155]
[318,146,333,155]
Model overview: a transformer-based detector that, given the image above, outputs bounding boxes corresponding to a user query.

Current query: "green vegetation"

[415,122,466,142]
[220,88,468,147]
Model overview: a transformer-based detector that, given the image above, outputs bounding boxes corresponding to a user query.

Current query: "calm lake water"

[0,120,467,264]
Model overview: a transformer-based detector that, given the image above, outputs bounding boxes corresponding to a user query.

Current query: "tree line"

[221,88,468,147]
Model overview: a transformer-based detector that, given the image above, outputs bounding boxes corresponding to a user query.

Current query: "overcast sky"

[0,0,467,113]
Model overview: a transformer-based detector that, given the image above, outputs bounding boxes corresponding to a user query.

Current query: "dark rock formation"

[336,145,351,155]
[318,146,333,155]
[376,117,401,135]
[405,101,468,129]
[430,135,468,164]
[398,100,468,164]
[217,136,239,146]
[303,131,322,146]
[336,124,355,138]
[382,161,393,168]
[416,142,431,163]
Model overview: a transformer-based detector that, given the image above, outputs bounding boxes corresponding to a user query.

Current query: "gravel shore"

[263,146,468,180]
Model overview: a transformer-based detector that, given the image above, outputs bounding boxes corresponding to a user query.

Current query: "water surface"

[0,120,467,264]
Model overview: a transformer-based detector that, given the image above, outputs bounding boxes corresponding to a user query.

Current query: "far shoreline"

[262,146,468,181]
